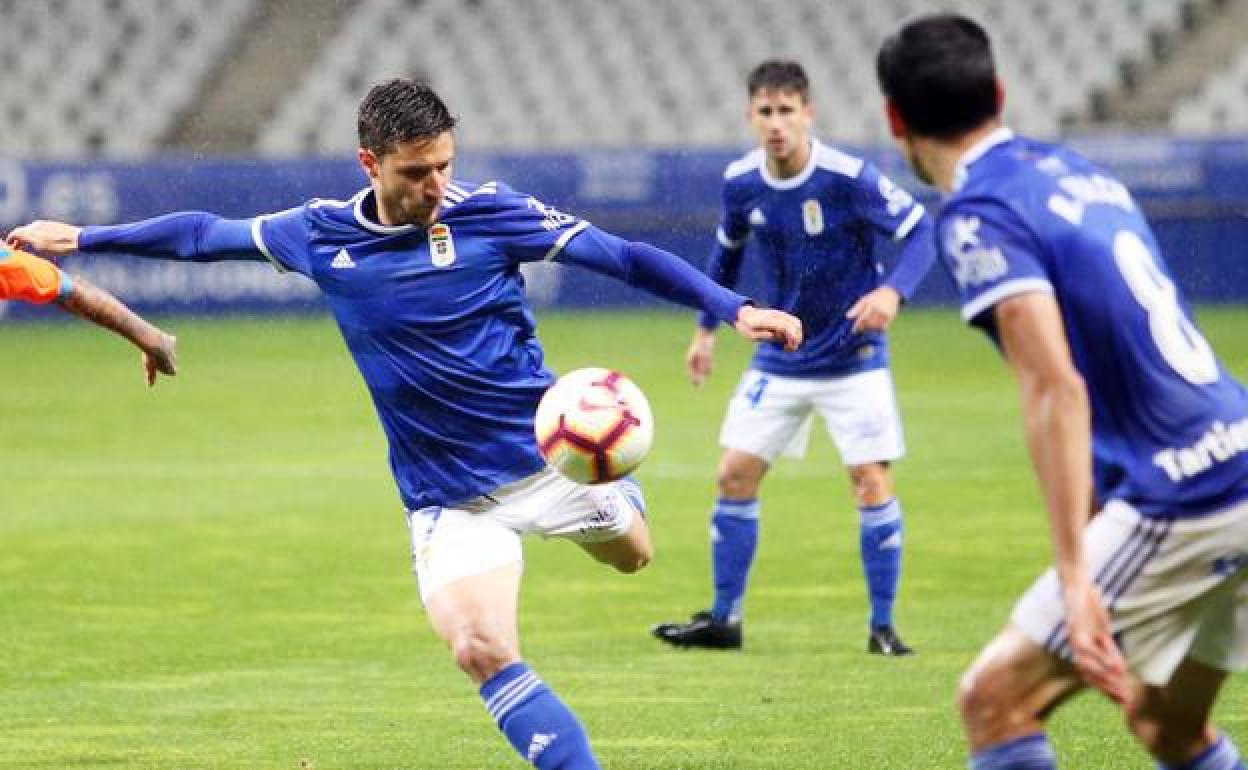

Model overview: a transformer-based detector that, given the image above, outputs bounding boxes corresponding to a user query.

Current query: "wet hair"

[876,13,999,138]
[357,78,457,156]
[747,60,810,102]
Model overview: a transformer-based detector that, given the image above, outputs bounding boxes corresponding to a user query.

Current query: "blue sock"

[859,498,903,629]
[710,498,759,623]
[1159,734,1246,770]
[480,662,600,769]
[970,733,1057,770]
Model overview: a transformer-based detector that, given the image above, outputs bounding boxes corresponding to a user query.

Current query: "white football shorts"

[719,367,905,466]
[405,466,642,603]
[1012,497,1248,686]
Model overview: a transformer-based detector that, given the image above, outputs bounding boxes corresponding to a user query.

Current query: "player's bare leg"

[424,562,523,684]
[652,449,768,649]
[426,562,601,768]
[849,461,913,655]
[958,624,1083,765]
[1126,657,1234,768]
[580,507,652,574]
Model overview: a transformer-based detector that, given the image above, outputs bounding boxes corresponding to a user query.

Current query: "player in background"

[0,243,176,384]
[7,79,801,770]
[877,14,1247,770]
[651,60,934,655]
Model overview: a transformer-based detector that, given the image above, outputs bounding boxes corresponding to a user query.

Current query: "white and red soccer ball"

[535,367,654,484]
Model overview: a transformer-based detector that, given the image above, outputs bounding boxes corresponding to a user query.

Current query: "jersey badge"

[945,215,1007,287]
[802,199,824,236]
[748,208,766,227]
[331,248,356,269]
[429,223,457,267]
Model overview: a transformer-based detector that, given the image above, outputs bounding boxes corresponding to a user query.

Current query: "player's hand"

[846,286,902,333]
[142,332,178,387]
[5,220,83,256]
[1062,577,1129,706]
[686,328,716,387]
[733,305,802,351]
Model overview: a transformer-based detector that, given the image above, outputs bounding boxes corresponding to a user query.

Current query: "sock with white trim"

[969,733,1057,769]
[859,498,904,629]
[479,661,599,769]
[710,497,760,624]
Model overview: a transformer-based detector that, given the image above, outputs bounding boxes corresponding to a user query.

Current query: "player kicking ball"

[876,13,1247,770]
[0,243,176,384]
[652,60,934,656]
[7,79,800,770]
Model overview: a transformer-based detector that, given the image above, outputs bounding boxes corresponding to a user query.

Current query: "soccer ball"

[535,367,654,484]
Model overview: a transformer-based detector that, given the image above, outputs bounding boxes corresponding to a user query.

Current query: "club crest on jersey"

[802,199,824,236]
[428,223,456,267]
[748,208,766,227]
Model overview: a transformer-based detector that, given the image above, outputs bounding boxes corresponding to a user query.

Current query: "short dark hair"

[876,13,998,138]
[747,60,810,102]
[357,78,457,156]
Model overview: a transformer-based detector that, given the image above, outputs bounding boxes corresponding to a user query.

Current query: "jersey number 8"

[1113,230,1218,385]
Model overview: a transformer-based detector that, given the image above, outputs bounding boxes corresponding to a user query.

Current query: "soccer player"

[651,60,934,655]
[876,13,1247,770]
[6,78,801,770]
[0,243,176,384]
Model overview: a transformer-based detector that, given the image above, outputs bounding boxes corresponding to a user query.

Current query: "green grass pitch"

[2,308,1245,769]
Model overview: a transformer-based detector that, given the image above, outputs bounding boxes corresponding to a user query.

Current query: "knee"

[956,662,1014,731]
[849,464,892,506]
[448,627,515,681]
[716,464,760,499]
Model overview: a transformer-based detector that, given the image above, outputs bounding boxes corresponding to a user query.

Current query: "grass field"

[2,308,1246,769]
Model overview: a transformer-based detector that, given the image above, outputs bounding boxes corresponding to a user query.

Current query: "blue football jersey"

[250,180,745,511]
[702,139,931,377]
[939,128,1248,519]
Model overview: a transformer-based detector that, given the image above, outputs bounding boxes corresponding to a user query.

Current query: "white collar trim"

[353,188,419,235]
[952,126,1015,191]
[760,139,820,190]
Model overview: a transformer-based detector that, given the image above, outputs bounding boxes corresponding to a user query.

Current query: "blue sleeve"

[556,224,748,325]
[938,200,1053,329]
[79,212,265,263]
[850,163,928,243]
[880,212,937,301]
[698,182,750,329]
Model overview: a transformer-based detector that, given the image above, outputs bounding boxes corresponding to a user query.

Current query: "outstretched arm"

[994,291,1127,705]
[847,214,937,333]
[59,274,177,386]
[557,225,801,351]
[0,247,175,385]
[7,213,263,262]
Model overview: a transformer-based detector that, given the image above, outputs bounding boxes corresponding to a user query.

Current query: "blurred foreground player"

[0,243,176,384]
[7,79,800,769]
[876,13,1247,770]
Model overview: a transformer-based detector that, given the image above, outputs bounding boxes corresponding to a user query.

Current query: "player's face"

[359,131,454,227]
[747,88,812,163]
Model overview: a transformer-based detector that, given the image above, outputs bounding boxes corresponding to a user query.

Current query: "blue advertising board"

[1,138,1245,321]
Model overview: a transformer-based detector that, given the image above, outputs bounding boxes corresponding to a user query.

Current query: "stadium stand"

[4,0,1246,157]
[257,0,1194,154]
[0,0,256,158]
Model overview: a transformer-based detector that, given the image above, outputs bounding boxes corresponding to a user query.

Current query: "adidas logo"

[527,732,557,762]
[879,531,903,550]
[331,248,356,269]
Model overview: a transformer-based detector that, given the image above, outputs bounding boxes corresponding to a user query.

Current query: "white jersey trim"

[543,220,590,261]
[717,226,747,249]
[353,188,418,235]
[961,277,1054,322]
[893,204,926,241]
[250,215,288,273]
[724,149,764,180]
[759,139,864,190]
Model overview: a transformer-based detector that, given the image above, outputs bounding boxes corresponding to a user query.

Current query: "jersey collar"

[760,139,821,190]
[952,126,1015,192]
[353,189,418,235]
